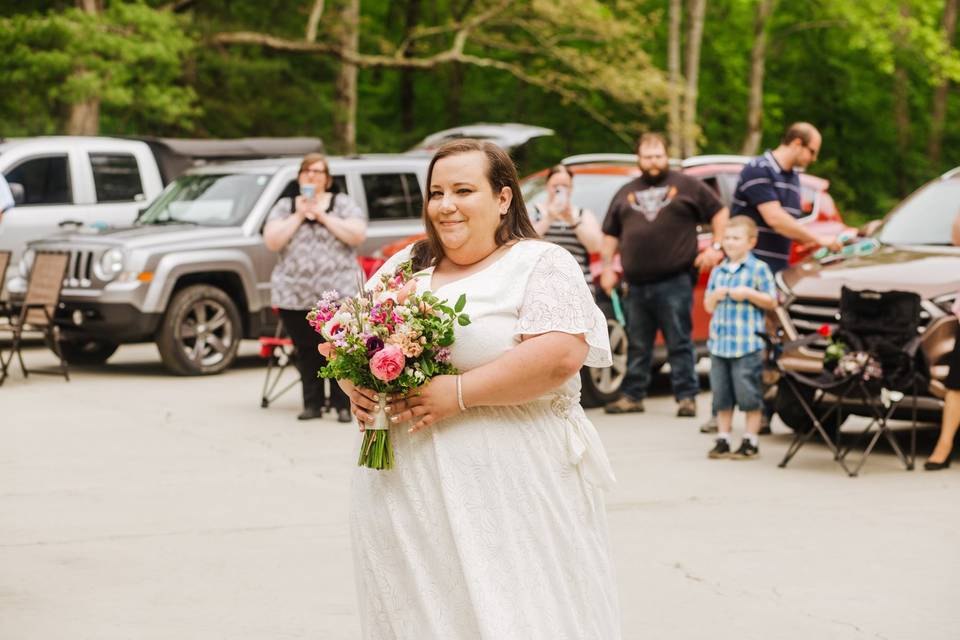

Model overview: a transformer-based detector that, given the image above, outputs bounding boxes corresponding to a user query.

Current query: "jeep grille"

[65,250,95,288]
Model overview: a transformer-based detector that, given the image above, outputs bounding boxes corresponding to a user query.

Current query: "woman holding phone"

[531,164,603,293]
[264,153,367,422]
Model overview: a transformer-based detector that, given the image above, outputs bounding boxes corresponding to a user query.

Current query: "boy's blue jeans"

[620,271,699,402]
[709,350,764,413]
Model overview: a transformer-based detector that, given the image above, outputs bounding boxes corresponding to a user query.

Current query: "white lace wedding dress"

[351,240,620,639]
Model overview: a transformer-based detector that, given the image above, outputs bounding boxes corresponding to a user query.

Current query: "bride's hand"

[348,385,386,432]
[387,375,461,433]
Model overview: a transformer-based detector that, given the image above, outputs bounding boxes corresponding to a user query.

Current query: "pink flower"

[370,344,405,382]
[317,342,333,358]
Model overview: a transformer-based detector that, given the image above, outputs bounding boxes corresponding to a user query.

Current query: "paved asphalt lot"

[2,343,959,639]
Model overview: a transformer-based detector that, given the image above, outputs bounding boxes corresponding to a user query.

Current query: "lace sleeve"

[515,244,612,368]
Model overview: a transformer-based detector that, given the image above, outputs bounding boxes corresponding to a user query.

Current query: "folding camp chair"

[258,314,301,408]
[767,287,926,477]
[0,250,11,321]
[0,252,70,386]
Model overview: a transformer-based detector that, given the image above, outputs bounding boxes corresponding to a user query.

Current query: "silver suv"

[10,155,428,375]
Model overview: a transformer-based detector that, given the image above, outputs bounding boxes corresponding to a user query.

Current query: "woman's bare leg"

[929,389,960,463]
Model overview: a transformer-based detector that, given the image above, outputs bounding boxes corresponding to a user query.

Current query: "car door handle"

[58,219,84,227]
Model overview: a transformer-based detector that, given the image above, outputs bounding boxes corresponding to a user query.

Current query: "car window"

[362,173,422,220]
[138,173,270,226]
[524,174,634,225]
[89,152,144,203]
[878,179,960,245]
[799,184,818,214]
[4,155,72,205]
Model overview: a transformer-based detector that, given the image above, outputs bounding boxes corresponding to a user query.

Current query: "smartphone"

[301,184,316,200]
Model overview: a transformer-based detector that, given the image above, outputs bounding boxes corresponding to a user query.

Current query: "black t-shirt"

[602,172,722,284]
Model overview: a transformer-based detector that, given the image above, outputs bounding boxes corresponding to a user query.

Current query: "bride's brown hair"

[411,139,538,271]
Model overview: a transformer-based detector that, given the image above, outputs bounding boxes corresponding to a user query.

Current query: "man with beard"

[600,132,728,417]
[699,121,843,434]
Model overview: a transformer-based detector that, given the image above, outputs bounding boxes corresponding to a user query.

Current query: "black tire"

[581,316,629,408]
[60,339,119,365]
[156,284,242,376]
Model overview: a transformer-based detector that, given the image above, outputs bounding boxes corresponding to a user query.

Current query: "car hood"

[780,244,960,300]
[28,224,246,251]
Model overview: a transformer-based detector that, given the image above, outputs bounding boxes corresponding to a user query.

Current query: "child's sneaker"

[707,438,731,459]
[731,439,759,459]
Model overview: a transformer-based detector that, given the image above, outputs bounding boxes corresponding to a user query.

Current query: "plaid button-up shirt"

[706,253,776,358]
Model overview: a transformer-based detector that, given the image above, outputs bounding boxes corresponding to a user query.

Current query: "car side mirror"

[8,182,24,205]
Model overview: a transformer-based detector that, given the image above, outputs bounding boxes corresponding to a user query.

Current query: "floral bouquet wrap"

[307,261,470,470]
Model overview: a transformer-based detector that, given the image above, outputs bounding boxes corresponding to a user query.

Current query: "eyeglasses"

[302,168,327,176]
[803,145,820,160]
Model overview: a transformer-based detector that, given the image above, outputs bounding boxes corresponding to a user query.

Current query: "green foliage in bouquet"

[309,261,471,469]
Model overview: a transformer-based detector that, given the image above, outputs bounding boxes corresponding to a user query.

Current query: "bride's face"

[427,151,512,254]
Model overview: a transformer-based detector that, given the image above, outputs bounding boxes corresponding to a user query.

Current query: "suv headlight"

[97,248,125,280]
[19,249,35,278]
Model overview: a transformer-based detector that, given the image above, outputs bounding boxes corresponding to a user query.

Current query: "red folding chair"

[259,313,300,408]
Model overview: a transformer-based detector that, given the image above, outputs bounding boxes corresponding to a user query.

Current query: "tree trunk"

[66,96,100,135]
[66,0,103,135]
[667,0,682,157]
[740,0,776,155]
[333,0,360,154]
[681,0,707,157]
[928,0,958,166]
[893,4,911,196]
[399,0,421,133]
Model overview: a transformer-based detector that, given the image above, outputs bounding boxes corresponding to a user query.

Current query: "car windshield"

[138,173,270,226]
[877,179,960,246]
[522,174,634,225]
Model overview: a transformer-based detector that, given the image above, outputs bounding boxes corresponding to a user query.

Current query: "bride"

[340,139,621,639]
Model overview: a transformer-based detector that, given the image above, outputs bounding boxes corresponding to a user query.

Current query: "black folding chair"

[0,250,11,321]
[767,287,926,477]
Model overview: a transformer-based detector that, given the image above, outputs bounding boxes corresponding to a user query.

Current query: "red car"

[521,153,853,406]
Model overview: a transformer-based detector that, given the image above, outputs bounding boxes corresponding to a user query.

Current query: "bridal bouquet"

[307,261,471,470]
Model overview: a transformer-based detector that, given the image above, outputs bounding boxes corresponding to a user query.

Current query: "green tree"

[0,1,198,135]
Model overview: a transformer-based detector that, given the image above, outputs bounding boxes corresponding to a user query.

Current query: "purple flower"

[435,347,451,363]
[365,336,385,357]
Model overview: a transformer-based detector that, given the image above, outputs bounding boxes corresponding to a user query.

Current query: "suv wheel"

[60,339,119,365]
[581,316,629,408]
[157,285,242,376]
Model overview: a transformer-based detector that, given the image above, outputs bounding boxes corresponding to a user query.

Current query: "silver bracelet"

[456,375,467,412]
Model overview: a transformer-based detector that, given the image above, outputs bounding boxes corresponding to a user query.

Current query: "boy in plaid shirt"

[704,216,777,459]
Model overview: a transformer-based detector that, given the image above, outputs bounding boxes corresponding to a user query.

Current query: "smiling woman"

[341,140,622,639]
[263,153,368,423]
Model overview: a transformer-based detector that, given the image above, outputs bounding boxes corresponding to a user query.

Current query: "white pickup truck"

[0,136,324,271]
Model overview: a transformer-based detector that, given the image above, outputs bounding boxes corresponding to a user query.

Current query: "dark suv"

[776,167,960,423]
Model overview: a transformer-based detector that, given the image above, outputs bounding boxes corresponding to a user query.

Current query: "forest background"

[2,0,959,224]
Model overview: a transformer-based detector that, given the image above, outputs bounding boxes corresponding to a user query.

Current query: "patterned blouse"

[268,193,367,309]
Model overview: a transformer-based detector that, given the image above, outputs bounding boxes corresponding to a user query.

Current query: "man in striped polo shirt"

[700,122,842,435]
[730,122,841,273]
